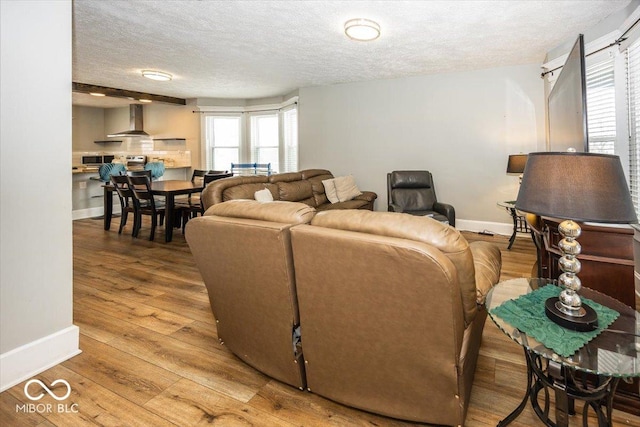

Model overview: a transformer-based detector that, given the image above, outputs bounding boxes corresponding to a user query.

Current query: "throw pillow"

[254,188,274,202]
[322,178,340,203]
[333,175,362,202]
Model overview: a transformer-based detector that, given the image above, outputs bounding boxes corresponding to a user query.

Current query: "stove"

[125,155,146,170]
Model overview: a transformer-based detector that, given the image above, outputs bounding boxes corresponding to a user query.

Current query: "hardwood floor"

[1,218,639,426]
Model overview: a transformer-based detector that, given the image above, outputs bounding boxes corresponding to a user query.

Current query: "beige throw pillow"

[322,178,340,203]
[254,188,274,202]
[333,175,362,202]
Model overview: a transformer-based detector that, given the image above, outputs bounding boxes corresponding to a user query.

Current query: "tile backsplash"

[73,150,191,168]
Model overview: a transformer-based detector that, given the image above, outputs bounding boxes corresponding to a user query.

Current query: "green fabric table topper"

[490,285,619,358]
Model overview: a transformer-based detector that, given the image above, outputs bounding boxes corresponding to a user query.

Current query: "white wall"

[144,103,201,167]
[73,105,106,151]
[1,1,80,390]
[299,63,545,228]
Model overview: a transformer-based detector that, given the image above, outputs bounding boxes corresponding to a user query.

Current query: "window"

[283,107,298,172]
[586,56,616,154]
[250,113,279,172]
[202,101,298,173]
[205,115,241,171]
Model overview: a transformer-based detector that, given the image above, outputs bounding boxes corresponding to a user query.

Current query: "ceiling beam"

[72,82,187,105]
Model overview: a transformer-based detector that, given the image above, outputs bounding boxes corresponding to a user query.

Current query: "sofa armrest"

[388,203,404,213]
[470,241,502,305]
[433,202,455,226]
[354,191,377,202]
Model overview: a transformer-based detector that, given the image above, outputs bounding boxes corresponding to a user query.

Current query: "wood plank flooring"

[1,218,639,426]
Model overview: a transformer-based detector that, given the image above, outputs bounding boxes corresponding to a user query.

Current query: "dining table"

[103,179,204,242]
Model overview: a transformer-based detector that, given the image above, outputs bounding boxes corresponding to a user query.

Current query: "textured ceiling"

[72,0,632,107]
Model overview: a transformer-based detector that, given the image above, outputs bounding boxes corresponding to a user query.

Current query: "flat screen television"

[547,34,588,152]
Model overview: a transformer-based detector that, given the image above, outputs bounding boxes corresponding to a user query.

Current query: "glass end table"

[486,278,639,427]
[497,201,530,249]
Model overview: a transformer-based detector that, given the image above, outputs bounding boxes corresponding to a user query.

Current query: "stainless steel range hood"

[107,104,150,137]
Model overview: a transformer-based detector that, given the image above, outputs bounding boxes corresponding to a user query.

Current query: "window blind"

[250,114,279,173]
[283,106,298,173]
[627,40,640,214]
[586,57,616,154]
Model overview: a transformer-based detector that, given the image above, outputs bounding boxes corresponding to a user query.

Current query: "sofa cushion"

[278,179,315,205]
[254,188,274,202]
[303,170,335,206]
[269,171,303,183]
[316,199,370,211]
[311,209,478,326]
[470,241,502,304]
[389,170,433,188]
[223,182,278,202]
[322,179,339,203]
[206,199,316,224]
[333,175,362,202]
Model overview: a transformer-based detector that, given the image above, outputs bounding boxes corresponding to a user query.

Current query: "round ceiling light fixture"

[139,99,152,103]
[344,18,380,41]
[89,92,106,97]
[141,70,172,81]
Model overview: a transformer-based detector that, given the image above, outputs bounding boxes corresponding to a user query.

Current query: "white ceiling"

[72,0,632,108]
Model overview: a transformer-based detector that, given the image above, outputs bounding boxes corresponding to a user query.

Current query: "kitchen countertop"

[72,165,189,174]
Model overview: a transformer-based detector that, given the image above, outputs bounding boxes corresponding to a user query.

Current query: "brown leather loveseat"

[185,200,502,425]
[200,169,377,211]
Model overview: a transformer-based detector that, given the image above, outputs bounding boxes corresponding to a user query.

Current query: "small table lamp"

[515,152,637,331]
[507,154,528,175]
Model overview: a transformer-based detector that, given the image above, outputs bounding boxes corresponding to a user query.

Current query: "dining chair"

[110,175,136,235]
[124,169,153,178]
[203,171,233,186]
[176,169,209,210]
[126,175,165,241]
[178,171,233,233]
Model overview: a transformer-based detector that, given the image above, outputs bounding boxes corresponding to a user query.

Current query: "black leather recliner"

[387,170,455,226]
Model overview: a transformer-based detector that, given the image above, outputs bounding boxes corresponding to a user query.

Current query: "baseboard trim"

[72,206,121,221]
[0,325,82,392]
[457,219,515,237]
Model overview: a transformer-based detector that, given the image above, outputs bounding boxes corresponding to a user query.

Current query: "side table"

[486,278,640,427]
[497,201,530,249]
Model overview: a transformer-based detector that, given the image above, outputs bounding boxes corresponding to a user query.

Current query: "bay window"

[205,115,241,172]
[250,113,279,173]
[202,100,298,174]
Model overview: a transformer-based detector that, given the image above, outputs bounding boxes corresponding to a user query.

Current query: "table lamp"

[506,154,528,176]
[515,152,637,331]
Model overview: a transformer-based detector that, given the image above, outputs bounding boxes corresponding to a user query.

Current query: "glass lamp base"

[545,297,598,332]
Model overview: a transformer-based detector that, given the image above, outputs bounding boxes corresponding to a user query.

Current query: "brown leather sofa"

[291,210,501,425]
[200,169,377,211]
[186,201,502,425]
[185,200,316,389]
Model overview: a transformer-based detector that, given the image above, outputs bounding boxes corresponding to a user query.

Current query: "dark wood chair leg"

[133,212,141,237]
[150,214,157,241]
[119,211,128,234]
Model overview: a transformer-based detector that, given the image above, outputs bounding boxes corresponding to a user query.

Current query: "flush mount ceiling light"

[139,99,152,103]
[141,70,172,81]
[89,92,106,97]
[344,18,380,41]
